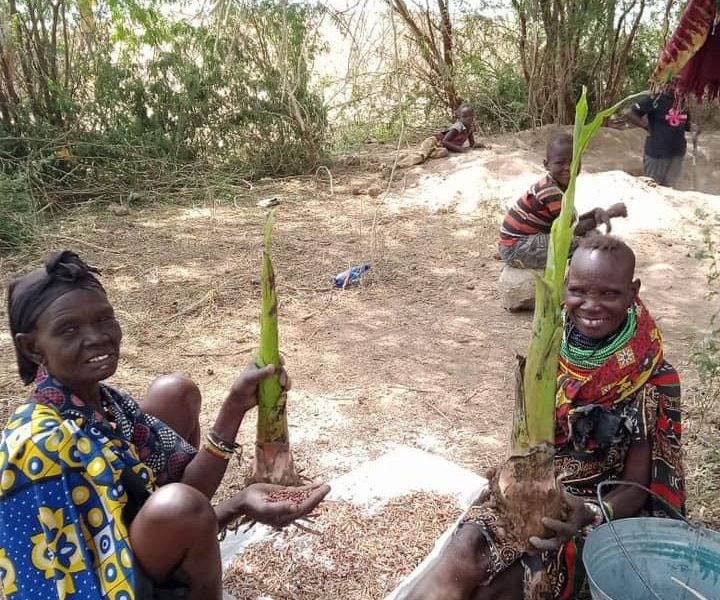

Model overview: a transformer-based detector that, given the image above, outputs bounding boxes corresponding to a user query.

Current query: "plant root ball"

[490,444,569,552]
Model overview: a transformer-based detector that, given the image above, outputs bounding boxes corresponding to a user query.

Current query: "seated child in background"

[498,132,627,268]
[399,104,478,167]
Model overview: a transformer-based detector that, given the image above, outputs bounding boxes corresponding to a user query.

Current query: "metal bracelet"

[207,430,241,453]
[584,501,604,527]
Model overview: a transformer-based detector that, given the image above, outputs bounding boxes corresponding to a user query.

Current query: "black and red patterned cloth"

[30,366,197,486]
[462,299,684,599]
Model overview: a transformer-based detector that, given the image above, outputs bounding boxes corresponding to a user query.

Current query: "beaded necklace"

[561,306,637,369]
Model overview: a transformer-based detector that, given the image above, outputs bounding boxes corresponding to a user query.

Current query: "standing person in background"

[627,88,700,188]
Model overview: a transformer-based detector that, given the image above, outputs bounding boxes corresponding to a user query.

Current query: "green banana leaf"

[256,210,289,444]
[514,88,647,453]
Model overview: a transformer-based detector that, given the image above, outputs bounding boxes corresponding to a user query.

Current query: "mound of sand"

[389,126,720,223]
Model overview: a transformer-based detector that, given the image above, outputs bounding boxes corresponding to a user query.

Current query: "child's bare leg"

[400,136,438,167]
[418,136,439,160]
[130,483,222,600]
[429,147,449,159]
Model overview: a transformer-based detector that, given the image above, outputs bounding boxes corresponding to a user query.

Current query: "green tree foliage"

[454,12,530,132]
[506,0,677,124]
[0,0,690,252]
[0,0,328,250]
[359,1,674,133]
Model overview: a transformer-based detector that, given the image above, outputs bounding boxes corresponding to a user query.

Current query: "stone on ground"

[498,265,541,311]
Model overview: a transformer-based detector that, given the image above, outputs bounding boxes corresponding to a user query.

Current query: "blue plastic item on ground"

[334,263,371,288]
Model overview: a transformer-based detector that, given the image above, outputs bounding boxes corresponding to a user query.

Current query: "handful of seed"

[265,489,313,503]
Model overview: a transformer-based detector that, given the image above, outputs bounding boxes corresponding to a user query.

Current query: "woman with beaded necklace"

[404,235,684,600]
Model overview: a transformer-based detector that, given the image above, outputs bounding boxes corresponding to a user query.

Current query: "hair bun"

[45,251,100,281]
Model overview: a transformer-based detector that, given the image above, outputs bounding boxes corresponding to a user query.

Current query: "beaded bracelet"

[584,500,615,531]
[602,500,614,521]
[584,501,604,527]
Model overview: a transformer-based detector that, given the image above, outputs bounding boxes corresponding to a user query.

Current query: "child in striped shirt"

[498,133,627,268]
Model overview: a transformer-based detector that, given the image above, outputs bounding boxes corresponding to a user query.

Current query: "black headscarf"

[8,251,105,385]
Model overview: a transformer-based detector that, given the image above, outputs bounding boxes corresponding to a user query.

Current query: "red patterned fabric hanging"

[652,0,720,101]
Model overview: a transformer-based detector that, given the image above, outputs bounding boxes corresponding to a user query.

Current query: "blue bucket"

[583,517,720,600]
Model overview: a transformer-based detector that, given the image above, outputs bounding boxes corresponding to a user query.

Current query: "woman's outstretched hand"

[528,493,594,552]
[237,482,330,528]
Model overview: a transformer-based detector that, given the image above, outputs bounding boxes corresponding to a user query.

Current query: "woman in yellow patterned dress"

[0,251,329,600]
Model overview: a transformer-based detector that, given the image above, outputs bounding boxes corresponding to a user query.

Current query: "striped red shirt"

[499,175,563,247]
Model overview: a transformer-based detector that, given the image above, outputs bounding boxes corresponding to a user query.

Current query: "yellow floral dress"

[0,368,194,599]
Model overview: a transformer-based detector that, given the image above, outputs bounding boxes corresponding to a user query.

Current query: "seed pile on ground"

[224,491,462,599]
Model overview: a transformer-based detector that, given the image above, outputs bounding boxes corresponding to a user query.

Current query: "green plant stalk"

[255,210,289,444]
[512,88,648,454]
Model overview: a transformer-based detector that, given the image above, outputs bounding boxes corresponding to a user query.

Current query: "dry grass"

[683,381,720,529]
[1,132,720,599]
[224,492,462,600]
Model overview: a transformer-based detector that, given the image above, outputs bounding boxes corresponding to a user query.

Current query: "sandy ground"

[1,125,719,599]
